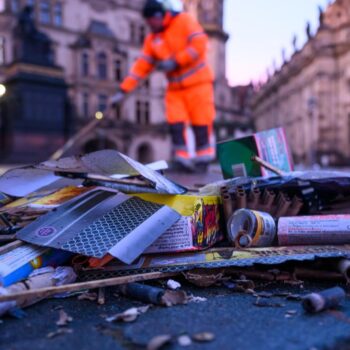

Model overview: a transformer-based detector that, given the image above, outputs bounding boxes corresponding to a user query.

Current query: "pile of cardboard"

[1,128,350,317]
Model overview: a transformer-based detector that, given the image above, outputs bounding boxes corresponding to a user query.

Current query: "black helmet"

[142,0,166,18]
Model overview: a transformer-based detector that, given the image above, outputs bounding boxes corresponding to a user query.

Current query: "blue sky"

[224,0,331,85]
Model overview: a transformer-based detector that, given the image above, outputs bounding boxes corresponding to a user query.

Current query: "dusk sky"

[224,0,331,86]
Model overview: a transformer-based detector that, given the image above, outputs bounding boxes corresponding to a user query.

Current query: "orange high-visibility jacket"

[120,12,214,92]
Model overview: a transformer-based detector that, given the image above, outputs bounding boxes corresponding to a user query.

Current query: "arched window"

[137,143,153,164]
[97,52,107,80]
[81,52,89,77]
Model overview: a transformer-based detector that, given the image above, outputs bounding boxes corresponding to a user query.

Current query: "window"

[136,101,142,123]
[219,94,225,105]
[82,93,89,118]
[139,25,146,44]
[98,94,108,112]
[0,37,6,65]
[39,0,51,24]
[130,23,147,45]
[53,2,63,26]
[144,79,150,89]
[319,126,329,141]
[144,102,150,124]
[81,52,89,77]
[114,104,121,120]
[130,22,136,44]
[114,59,123,82]
[11,0,20,13]
[97,52,107,80]
[136,101,150,125]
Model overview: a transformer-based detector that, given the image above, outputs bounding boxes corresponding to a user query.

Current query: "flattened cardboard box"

[17,188,180,264]
[81,245,350,280]
[217,127,293,179]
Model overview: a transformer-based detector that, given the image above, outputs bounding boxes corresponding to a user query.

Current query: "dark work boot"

[192,125,215,173]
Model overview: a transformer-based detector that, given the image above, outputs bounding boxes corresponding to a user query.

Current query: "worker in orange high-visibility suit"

[111,0,216,172]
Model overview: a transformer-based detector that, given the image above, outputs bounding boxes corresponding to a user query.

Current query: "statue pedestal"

[0,62,71,163]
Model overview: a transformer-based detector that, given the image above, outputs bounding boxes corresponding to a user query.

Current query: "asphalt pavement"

[1,281,350,350]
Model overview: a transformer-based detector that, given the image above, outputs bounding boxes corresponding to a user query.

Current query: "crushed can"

[227,209,276,248]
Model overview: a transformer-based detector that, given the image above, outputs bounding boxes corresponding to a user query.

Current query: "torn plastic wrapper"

[16,188,181,264]
[0,266,76,317]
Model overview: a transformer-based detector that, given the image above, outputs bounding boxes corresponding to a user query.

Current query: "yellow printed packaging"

[134,194,224,254]
[1,186,91,211]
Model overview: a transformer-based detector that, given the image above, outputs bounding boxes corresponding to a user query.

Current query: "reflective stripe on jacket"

[120,12,214,92]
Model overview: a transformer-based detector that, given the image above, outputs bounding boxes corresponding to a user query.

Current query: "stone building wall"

[252,0,350,166]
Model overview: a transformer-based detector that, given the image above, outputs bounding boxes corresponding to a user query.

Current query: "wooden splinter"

[0,271,179,303]
[251,155,284,176]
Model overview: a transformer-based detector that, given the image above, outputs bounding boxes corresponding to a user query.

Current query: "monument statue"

[306,21,312,40]
[318,5,324,28]
[292,35,297,52]
[14,6,54,66]
[281,48,286,64]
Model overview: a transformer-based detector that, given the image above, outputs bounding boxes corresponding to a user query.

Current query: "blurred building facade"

[184,0,253,143]
[252,0,350,166]
[0,0,252,163]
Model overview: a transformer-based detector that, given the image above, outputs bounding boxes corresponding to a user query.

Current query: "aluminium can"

[227,209,276,248]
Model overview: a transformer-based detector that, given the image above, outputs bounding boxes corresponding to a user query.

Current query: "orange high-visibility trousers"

[166,83,216,162]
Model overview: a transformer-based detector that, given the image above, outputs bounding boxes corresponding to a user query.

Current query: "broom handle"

[50,101,122,161]
[50,72,157,162]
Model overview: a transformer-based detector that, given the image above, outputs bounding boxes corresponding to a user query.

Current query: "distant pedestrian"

[110,0,216,172]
